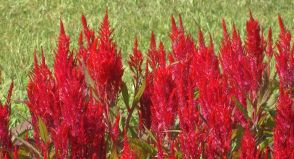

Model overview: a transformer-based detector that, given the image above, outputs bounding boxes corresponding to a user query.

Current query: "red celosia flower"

[245,12,265,94]
[128,38,143,75]
[139,63,152,130]
[275,16,294,89]
[203,78,233,158]
[219,20,251,126]
[140,34,168,131]
[28,20,106,159]
[240,128,259,159]
[176,64,202,158]
[266,27,273,58]
[27,50,57,140]
[87,11,124,106]
[0,82,14,154]
[128,38,144,89]
[151,66,177,134]
[147,32,166,70]
[169,16,196,62]
[273,89,294,159]
[274,17,294,159]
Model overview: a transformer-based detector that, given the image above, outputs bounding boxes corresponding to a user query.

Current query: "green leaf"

[108,146,119,159]
[81,61,99,100]
[15,136,43,158]
[133,79,146,106]
[229,125,244,158]
[82,61,95,89]
[129,138,156,158]
[121,82,130,107]
[38,117,49,143]
[194,88,200,99]
[232,96,249,120]
[246,98,254,119]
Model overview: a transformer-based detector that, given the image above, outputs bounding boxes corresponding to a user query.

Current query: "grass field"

[0,0,293,124]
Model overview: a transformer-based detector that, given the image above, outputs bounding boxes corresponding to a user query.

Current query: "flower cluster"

[0,11,293,159]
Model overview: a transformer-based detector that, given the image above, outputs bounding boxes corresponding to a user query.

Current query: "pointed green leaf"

[246,98,254,119]
[121,82,130,107]
[232,96,249,120]
[133,79,146,106]
[38,117,49,143]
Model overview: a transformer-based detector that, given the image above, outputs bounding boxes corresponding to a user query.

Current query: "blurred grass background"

[0,0,293,124]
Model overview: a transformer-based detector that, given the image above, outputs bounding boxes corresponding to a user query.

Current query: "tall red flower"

[169,16,196,62]
[219,20,251,126]
[176,63,202,158]
[128,38,144,91]
[151,66,177,134]
[203,78,233,158]
[275,16,294,89]
[244,12,265,95]
[240,128,259,159]
[28,20,106,159]
[87,11,124,106]
[0,82,14,155]
[273,89,294,159]
[274,17,294,159]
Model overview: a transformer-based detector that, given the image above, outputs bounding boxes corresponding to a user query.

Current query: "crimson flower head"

[275,16,294,89]
[245,12,265,92]
[147,32,166,70]
[240,128,259,159]
[87,11,124,105]
[28,20,106,158]
[170,15,196,62]
[128,38,143,80]
[273,88,294,158]
[151,66,177,134]
[0,82,14,152]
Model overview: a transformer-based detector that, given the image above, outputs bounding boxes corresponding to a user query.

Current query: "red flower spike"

[99,10,112,46]
[176,64,202,158]
[87,11,123,106]
[151,67,177,134]
[147,32,159,70]
[54,19,71,86]
[240,128,259,159]
[81,15,95,48]
[273,89,294,158]
[266,27,273,57]
[178,15,184,32]
[170,16,178,42]
[138,62,153,130]
[170,16,196,62]
[221,19,229,40]
[158,41,166,67]
[28,18,106,158]
[245,12,265,92]
[13,146,18,159]
[275,16,294,89]
[128,37,143,78]
[0,82,14,153]
[198,29,206,49]
[203,79,233,158]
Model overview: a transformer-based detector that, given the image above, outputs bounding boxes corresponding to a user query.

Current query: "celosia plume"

[0,82,14,155]
[87,11,123,106]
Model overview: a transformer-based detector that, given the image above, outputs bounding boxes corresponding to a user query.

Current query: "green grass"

[0,0,293,124]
